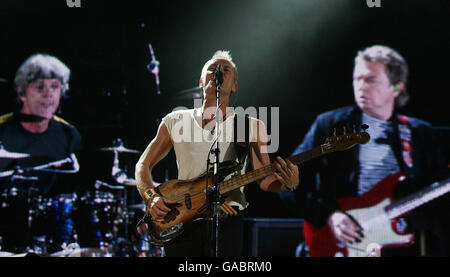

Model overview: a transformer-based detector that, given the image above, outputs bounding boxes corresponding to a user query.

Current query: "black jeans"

[164,212,244,257]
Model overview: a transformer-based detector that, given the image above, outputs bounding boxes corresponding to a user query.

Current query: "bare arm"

[135,121,176,221]
[135,122,172,196]
[249,120,299,192]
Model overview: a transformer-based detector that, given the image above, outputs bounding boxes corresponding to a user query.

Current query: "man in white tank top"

[135,50,299,256]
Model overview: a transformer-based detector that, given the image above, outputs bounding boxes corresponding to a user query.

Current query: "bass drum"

[0,187,30,253]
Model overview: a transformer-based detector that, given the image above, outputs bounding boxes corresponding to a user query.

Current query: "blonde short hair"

[200,50,238,84]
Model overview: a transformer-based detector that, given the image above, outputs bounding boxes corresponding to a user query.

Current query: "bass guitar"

[143,130,370,245]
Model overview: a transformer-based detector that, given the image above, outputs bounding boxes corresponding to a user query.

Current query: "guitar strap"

[397,114,414,175]
[233,114,250,171]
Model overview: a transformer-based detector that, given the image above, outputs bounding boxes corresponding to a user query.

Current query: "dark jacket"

[281,106,448,228]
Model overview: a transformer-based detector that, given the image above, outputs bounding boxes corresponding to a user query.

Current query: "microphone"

[214,64,223,87]
[146,43,161,95]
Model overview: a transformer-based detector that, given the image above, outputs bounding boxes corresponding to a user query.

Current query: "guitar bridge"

[159,223,184,239]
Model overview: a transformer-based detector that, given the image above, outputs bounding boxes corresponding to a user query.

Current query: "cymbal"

[99,145,139,154]
[177,86,202,94]
[123,179,160,187]
[123,178,137,186]
[173,86,202,100]
[0,251,14,257]
[0,148,30,159]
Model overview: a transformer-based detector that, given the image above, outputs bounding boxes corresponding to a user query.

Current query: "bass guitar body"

[145,161,240,245]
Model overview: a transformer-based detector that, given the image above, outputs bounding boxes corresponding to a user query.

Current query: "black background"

[1,0,449,218]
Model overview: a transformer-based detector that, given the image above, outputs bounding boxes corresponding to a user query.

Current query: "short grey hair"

[355,45,409,108]
[200,50,238,84]
[14,53,71,95]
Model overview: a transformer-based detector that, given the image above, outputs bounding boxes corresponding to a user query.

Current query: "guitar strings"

[168,166,274,203]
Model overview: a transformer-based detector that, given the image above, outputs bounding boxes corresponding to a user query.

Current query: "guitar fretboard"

[385,177,450,219]
[219,146,325,194]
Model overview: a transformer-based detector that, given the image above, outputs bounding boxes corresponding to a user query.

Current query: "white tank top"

[162,108,262,210]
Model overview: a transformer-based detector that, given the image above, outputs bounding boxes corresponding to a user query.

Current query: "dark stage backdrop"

[1,0,449,218]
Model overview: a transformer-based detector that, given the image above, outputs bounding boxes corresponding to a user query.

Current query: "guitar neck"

[385,177,450,219]
[219,146,325,195]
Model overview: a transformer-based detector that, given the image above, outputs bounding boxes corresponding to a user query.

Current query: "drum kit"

[0,139,162,257]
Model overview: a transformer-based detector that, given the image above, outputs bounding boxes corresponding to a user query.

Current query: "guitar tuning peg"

[353,124,357,134]
[361,124,369,132]
[333,128,337,136]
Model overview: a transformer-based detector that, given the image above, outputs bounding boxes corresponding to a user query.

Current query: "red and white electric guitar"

[303,173,450,257]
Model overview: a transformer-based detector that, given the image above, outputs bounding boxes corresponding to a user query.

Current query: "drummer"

[0,53,82,253]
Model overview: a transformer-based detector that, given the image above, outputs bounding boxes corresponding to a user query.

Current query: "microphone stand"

[208,64,223,257]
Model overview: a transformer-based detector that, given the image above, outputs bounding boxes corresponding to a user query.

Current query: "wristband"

[143,187,157,204]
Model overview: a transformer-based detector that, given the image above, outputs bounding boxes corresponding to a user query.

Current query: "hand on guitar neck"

[271,157,299,191]
[328,211,364,245]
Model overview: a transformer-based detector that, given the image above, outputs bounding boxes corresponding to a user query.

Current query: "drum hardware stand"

[109,140,132,245]
[94,180,125,252]
[0,154,79,179]
[25,187,49,256]
[95,177,130,253]
[32,154,80,173]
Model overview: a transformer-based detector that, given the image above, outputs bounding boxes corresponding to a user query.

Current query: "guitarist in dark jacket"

[135,50,299,257]
[282,45,449,256]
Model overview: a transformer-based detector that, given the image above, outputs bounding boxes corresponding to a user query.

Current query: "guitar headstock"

[321,130,370,154]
